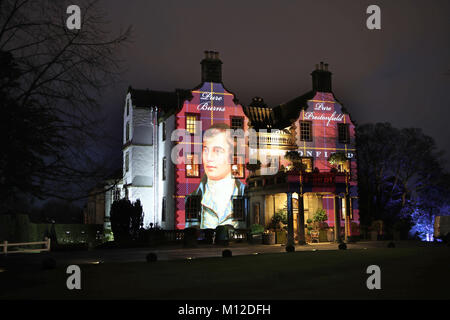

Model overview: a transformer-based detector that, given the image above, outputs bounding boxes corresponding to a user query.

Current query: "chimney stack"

[201,50,223,83]
[311,62,332,93]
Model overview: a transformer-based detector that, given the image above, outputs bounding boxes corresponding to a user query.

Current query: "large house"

[102,51,359,243]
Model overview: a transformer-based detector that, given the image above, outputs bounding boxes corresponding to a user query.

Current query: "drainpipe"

[154,107,159,228]
[334,196,342,243]
[287,192,294,247]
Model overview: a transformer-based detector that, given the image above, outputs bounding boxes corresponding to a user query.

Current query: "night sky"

[96,0,450,170]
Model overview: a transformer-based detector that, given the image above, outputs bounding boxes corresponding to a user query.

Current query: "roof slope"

[128,87,193,121]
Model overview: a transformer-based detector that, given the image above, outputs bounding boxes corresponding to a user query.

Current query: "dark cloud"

[97,0,450,169]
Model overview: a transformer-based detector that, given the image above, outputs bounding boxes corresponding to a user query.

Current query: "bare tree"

[0,0,131,211]
[357,123,445,231]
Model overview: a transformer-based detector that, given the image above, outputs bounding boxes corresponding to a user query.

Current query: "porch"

[246,170,355,245]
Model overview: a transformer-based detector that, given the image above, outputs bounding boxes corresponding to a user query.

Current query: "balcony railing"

[246,170,348,189]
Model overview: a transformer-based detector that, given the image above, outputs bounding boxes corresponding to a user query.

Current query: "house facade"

[106,52,359,243]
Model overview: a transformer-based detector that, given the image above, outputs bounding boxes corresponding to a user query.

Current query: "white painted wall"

[122,95,157,228]
[157,114,176,229]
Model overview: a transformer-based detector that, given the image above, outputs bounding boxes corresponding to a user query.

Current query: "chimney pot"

[311,63,332,92]
[201,50,223,83]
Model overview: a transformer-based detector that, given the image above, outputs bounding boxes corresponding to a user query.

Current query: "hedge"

[0,214,103,245]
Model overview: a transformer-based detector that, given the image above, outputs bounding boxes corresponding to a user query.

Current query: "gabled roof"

[271,90,316,129]
[244,91,316,130]
[128,87,193,121]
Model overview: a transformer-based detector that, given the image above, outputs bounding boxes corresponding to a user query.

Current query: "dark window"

[162,197,166,222]
[186,195,201,220]
[113,188,121,201]
[186,113,199,135]
[232,196,245,220]
[300,121,312,141]
[162,121,166,141]
[162,157,167,180]
[186,154,200,178]
[126,99,130,116]
[126,121,130,142]
[338,123,350,143]
[230,116,244,130]
[125,152,129,172]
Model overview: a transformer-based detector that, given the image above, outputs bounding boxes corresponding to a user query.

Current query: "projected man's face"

[202,131,232,181]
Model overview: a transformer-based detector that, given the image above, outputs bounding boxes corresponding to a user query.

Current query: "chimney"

[201,50,223,83]
[311,61,332,92]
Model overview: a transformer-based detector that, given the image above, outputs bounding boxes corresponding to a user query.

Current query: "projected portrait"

[185,123,246,229]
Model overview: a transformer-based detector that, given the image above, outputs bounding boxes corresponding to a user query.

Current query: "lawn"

[1,247,449,299]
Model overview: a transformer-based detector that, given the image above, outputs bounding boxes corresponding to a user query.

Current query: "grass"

[1,247,449,299]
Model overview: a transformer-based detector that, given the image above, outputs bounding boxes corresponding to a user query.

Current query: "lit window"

[186,113,199,135]
[337,160,350,173]
[231,156,245,179]
[186,154,200,178]
[186,195,201,220]
[301,157,313,172]
[232,196,245,220]
[300,121,312,141]
[230,117,244,130]
[338,123,350,143]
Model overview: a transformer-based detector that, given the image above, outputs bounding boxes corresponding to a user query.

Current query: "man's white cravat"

[206,173,235,219]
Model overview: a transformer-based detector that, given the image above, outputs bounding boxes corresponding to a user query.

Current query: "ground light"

[0,268,6,272]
